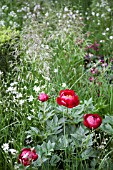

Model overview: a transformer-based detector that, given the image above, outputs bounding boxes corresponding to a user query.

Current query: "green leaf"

[101,124,113,135]
[50,155,60,166]
[30,127,39,134]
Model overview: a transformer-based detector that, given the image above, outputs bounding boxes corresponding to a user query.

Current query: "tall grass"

[0,0,113,169]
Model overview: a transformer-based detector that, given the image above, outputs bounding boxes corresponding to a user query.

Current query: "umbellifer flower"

[83,113,102,129]
[18,148,38,166]
[56,89,80,108]
[38,92,49,102]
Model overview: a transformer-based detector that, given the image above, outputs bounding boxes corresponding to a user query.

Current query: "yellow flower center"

[66,95,72,98]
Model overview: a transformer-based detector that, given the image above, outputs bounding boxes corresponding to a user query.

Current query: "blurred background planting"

[0,0,113,169]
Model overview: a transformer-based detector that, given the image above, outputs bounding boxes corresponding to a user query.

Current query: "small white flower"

[96,13,99,16]
[28,95,34,102]
[45,12,49,17]
[62,83,66,87]
[63,14,66,18]
[101,13,105,17]
[54,69,58,73]
[76,10,79,14]
[9,149,18,155]
[16,93,22,98]
[27,116,32,120]
[0,20,5,26]
[10,82,18,86]
[34,4,40,12]
[41,44,44,48]
[6,86,17,93]
[100,40,105,43]
[106,28,109,31]
[19,100,24,105]
[63,27,67,31]
[0,71,3,75]
[24,86,27,89]
[107,8,111,12]
[109,36,113,39]
[31,109,35,113]
[45,45,49,49]
[72,14,76,19]
[33,86,40,92]
[92,12,95,16]
[102,32,106,35]
[2,5,8,10]
[43,76,50,81]
[64,7,68,12]
[2,143,9,152]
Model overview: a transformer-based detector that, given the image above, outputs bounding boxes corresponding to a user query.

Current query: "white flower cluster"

[1,143,18,155]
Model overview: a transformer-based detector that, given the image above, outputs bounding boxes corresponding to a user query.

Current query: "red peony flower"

[83,113,102,129]
[38,93,49,102]
[18,148,38,166]
[56,89,80,108]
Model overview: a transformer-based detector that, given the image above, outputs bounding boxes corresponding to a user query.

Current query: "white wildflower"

[16,93,22,98]
[24,86,27,89]
[9,149,18,155]
[102,32,106,35]
[107,8,111,12]
[92,12,95,16]
[62,83,66,87]
[0,71,3,75]
[33,86,40,92]
[19,100,24,105]
[6,86,17,93]
[101,13,105,17]
[64,7,68,12]
[28,95,34,102]
[0,20,5,26]
[2,5,8,10]
[54,69,58,73]
[96,13,99,16]
[31,109,35,113]
[109,36,113,39]
[27,116,32,120]
[63,14,66,18]
[106,28,109,31]
[100,40,105,43]
[45,12,49,17]
[10,82,18,86]
[16,93,22,99]
[2,143,9,152]
[76,10,79,14]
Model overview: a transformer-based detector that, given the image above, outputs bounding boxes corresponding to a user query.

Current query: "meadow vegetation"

[0,0,113,169]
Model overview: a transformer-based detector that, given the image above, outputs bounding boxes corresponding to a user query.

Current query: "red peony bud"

[38,93,49,102]
[83,113,102,129]
[18,148,38,166]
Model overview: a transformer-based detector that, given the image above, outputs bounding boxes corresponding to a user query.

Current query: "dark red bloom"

[85,41,100,51]
[83,114,102,129]
[56,89,80,108]
[89,77,95,82]
[38,93,49,102]
[18,148,38,166]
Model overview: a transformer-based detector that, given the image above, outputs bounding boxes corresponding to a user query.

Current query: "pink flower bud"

[83,113,102,129]
[38,93,49,102]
